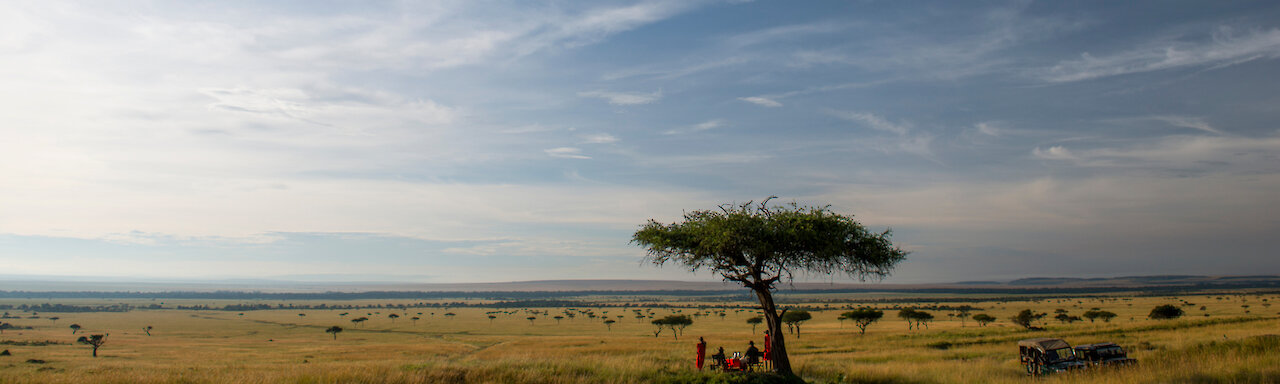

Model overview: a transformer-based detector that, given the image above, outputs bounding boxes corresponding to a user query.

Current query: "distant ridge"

[1,274,1278,293]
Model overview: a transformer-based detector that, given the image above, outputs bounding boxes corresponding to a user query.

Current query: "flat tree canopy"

[633,197,907,375]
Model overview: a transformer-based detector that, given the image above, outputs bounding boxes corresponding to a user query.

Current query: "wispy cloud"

[830,111,911,135]
[1041,28,1280,82]
[975,122,1001,136]
[544,147,591,159]
[1032,146,1077,160]
[581,133,620,144]
[663,119,725,135]
[578,90,663,105]
[1150,116,1224,135]
[738,96,782,107]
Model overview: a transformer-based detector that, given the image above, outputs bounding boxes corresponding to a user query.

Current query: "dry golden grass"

[0,293,1277,383]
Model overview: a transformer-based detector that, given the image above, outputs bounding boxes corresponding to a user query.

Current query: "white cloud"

[738,96,782,107]
[830,111,911,135]
[692,119,724,131]
[581,133,620,144]
[1032,146,1077,160]
[578,90,663,105]
[976,122,1001,136]
[544,147,591,159]
[1041,28,1280,82]
[1150,116,1224,135]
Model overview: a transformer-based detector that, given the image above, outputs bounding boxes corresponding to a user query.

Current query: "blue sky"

[2,1,1279,284]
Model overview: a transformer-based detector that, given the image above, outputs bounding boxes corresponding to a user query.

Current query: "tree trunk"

[92,346,98,357]
[752,286,792,375]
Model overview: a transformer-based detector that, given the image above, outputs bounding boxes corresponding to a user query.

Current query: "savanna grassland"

[1,292,1278,384]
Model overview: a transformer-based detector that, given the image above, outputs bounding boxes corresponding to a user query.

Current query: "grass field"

[1,292,1278,383]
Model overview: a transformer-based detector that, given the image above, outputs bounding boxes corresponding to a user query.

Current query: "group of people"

[694,332,771,372]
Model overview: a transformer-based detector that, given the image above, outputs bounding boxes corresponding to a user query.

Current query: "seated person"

[710,347,727,370]
[744,341,762,370]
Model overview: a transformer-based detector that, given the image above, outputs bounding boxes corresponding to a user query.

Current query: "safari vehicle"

[1018,338,1086,375]
[1073,342,1137,366]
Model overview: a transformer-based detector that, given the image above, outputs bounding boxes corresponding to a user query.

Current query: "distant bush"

[1149,304,1185,320]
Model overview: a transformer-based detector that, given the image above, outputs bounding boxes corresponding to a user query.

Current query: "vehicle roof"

[1074,342,1121,350]
[1018,338,1071,351]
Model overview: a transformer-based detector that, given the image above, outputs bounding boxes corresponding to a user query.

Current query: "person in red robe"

[696,337,707,370]
[763,330,772,361]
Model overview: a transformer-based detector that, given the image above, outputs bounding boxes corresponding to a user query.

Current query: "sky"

[2,1,1279,284]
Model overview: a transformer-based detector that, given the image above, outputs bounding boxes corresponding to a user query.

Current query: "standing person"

[762,330,772,371]
[711,346,727,371]
[695,337,707,370]
[744,340,762,371]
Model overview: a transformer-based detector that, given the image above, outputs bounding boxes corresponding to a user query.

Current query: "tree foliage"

[746,316,763,334]
[1011,309,1047,329]
[325,326,343,340]
[781,310,812,337]
[972,313,995,326]
[841,308,884,335]
[1149,304,1185,320]
[632,198,907,375]
[77,334,107,357]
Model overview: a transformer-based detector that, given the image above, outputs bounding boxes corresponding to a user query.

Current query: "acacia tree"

[781,310,812,337]
[841,308,883,335]
[746,316,763,334]
[325,326,343,340]
[70,324,82,334]
[972,314,995,326]
[77,334,107,357]
[633,198,907,375]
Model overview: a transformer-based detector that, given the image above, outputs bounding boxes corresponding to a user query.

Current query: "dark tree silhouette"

[897,308,919,330]
[633,198,907,375]
[325,326,343,340]
[77,334,107,357]
[69,324,82,334]
[746,316,763,334]
[603,319,616,331]
[781,310,812,337]
[841,309,883,335]
[526,316,537,325]
[1149,305,1184,320]
[411,316,420,325]
[911,311,934,329]
[554,315,564,324]
[48,317,60,324]
[351,317,368,327]
[954,306,974,327]
[1011,309,1047,329]
[487,315,497,324]
[388,314,400,323]
[972,313,995,326]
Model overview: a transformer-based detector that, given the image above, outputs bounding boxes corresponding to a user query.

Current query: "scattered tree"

[69,324,82,334]
[603,319,616,331]
[526,316,537,325]
[898,309,919,330]
[781,310,812,337]
[841,308,884,335]
[411,316,420,325]
[972,313,995,327]
[746,316,763,334]
[325,326,343,340]
[1149,305,1184,320]
[351,317,368,327]
[77,334,107,357]
[487,315,497,324]
[554,315,564,324]
[48,317,60,324]
[1011,309,1047,329]
[954,306,974,327]
[632,197,909,376]
[388,314,400,323]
